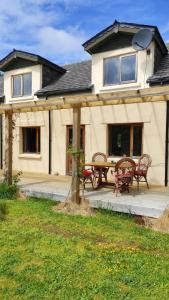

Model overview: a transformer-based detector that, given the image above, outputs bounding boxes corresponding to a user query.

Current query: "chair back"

[138,154,152,173]
[115,157,136,176]
[92,152,107,162]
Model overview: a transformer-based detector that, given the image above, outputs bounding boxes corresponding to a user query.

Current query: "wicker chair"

[92,152,109,184]
[134,154,152,189]
[114,157,136,196]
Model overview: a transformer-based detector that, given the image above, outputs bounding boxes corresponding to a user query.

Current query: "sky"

[0,0,169,65]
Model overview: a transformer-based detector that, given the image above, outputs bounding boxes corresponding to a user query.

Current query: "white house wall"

[10,101,165,185]
[4,64,41,103]
[2,43,167,186]
[12,111,49,174]
[92,42,154,94]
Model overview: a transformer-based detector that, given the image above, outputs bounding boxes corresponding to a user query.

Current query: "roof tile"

[36,60,92,96]
[147,54,169,84]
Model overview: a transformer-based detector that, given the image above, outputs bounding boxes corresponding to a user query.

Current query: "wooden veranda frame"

[1,84,169,203]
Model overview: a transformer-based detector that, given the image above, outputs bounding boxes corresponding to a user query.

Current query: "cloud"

[0,0,90,63]
[29,26,89,63]
[0,0,167,64]
[38,27,85,53]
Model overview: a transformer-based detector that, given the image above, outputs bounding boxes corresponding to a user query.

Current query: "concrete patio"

[17,173,169,218]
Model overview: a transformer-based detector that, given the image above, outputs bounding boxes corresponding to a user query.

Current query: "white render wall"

[10,101,166,186]
[2,44,167,186]
[51,101,166,186]
[12,111,49,174]
[92,42,155,94]
[4,64,41,103]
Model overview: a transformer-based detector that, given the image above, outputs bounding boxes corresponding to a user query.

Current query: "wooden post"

[71,106,81,204]
[4,111,13,185]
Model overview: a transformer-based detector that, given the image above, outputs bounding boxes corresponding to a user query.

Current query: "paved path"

[19,175,169,218]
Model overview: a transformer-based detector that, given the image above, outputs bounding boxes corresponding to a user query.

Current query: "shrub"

[0,171,22,199]
[0,202,8,221]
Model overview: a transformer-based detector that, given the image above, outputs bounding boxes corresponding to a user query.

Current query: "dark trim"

[0,49,66,73]
[83,20,159,47]
[36,86,93,98]
[0,115,3,169]
[0,96,5,102]
[83,20,167,55]
[82,20,118,47]
[165,102,169,186]
[147,77,169,85]
[48,110,52,175]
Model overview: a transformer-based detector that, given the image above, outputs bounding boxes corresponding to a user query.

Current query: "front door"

[66,125,85,175]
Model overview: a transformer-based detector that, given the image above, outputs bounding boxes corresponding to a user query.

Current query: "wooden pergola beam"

[2,84,169,192]
[1,85,169,114]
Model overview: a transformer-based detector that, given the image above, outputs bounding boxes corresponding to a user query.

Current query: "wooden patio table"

[85,161,116,188]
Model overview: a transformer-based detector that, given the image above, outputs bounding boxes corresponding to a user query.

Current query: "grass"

[0,198,169,300]
[0,201,8,221]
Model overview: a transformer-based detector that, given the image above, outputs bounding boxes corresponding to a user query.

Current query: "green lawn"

[0,199,169,300]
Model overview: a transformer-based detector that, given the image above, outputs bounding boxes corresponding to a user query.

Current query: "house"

[0,20,169,186]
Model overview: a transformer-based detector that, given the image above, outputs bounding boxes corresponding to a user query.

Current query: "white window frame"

[103,54,137,86]
[12,72,32,97]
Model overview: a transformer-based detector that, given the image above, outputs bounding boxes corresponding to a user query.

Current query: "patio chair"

[81,169,94,190]
[114,157,136,196]
[134,154,152,190]
[92,152,109,183]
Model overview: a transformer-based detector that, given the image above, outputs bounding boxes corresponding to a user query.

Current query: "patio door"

[66,125,85,175]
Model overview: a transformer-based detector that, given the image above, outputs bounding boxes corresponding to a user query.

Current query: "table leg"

[98,168,103,187]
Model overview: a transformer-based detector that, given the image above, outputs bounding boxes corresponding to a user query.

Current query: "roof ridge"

[62,59,91,67]
[0,49,66,73]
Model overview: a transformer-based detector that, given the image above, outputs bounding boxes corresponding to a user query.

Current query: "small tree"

[54,107,93,216]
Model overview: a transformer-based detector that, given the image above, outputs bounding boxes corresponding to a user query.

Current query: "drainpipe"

[0,115,2,169]
[165,102,168,186]
[48,110,52,175]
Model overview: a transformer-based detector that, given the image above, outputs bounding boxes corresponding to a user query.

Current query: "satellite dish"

[132,29,153,51]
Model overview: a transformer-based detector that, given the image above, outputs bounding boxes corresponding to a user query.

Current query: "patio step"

[22,187,169,218]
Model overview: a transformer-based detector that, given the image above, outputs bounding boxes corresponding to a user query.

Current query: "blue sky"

[0,0,169,65]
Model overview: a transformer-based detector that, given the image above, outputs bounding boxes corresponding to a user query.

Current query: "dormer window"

[104,54,136,86]
[12,73,32,97]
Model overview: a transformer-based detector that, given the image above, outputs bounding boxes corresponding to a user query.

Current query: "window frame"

[12,72,32,98]
[12,74,22,97]
[107,123,143,158]
[22,126,41,154]
[103,53,137,86]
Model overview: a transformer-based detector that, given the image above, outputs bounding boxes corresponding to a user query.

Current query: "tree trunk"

[4,112,13,185]
[71,106,81,204]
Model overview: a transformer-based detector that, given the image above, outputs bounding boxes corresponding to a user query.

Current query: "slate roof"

[147,53,169,84]
[36,60,92,97]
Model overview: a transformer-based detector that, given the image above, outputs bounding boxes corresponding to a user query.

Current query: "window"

[13,75,22,97]
[22,127,40,154]
[108,124,142,157]
[12,73,32,97]
[104,54,136,85]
